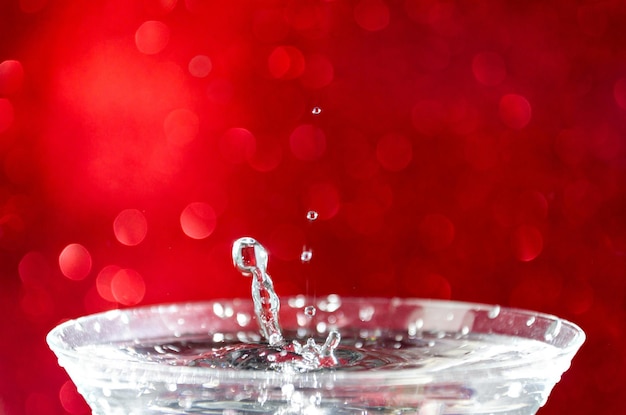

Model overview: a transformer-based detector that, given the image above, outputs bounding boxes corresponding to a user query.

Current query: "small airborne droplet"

[311,106,322,115]
[300,249,313,263]
[306,210,319,221]
[304,305,316,317]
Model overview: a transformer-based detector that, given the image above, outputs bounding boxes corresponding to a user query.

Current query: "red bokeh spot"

[303,182,341,220]
[289,124,326,161]
[499,94,532,129]
[300,54,334,89]
[96,265,121,302]
[511,225,543,262]
[113,209,148,246]
[135,20,170,55]
[219,127,256,164]
[248,135,283,172]
[20,286,55,322]
[472,52,506,86]
[0,60,25,95]
[563,280,594,315]
[268,223,306,261]
[59,380,90,415]
[111,268,146,306]
[18,251,51,285]
[0,98,15,134]
[613,77,626,110]
[268,46,306,80]
[354,0,391,32]
[376,132,413,172]
[58,243,92,281]
[164,108,199,146]
[418,213,455,251]
[180,202,217,239]
[188,55,212,78]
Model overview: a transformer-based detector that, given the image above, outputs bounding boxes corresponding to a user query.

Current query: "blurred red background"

[0,0,625,414]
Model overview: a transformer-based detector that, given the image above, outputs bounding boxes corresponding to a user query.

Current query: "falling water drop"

[300,249,313,263]
[304,305,316,317]
[311,107,322,115]
[306,210,319,221]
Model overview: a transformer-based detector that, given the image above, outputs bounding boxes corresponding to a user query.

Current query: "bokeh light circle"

[300,54,334,89]
[219,127,256,164]
[188,55,212,78]
[472,52,506,86]
[96,265,122,302]
[58,243,92,281]
[113,209,148,246]
[499,94,532,129]
[135,20,170,55]
[613,77,626,110]
[0,98,15,134]
[354,0,391,32]
[19,251,51,285]
[111,268,146,306]
[289,124,326,161]
[511,225,543,262]
[268,46,306,79]
[376,133,413,172]
[59,380,90,415]
[248,136,283,172]
[164,108,199,146]
[180,202,217,239]
[0,60,25,95]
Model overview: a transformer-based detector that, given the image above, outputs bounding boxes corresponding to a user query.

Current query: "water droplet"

[321,330,341,355]
[300,249,313,263]
[359,305,375,322]
[488,305,501,319]
[526,316,536,326]
[311,106,322,115]
[306,210,319,221]
[544,319,562,342]
[304,305,316,317]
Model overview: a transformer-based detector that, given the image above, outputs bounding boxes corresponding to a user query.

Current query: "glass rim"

[47,296,586,384]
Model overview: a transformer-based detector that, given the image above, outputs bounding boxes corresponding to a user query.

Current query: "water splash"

[232,237,284,346]
[232,237,340,370]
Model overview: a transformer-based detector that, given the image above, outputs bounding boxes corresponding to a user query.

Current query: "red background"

[0,0,624,414]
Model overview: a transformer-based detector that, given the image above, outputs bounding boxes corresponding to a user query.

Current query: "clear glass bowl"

[47,296,584,415]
